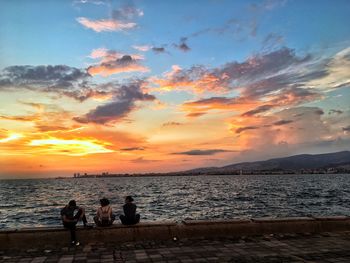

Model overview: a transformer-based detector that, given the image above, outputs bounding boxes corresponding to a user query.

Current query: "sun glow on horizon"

[28,138,114,156]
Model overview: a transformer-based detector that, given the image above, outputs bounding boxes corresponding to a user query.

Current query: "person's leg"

[111,214,116,224]
[135,214,140,224]
[74,208,87,226]
[64,222,76,242]
[70,225,76,242]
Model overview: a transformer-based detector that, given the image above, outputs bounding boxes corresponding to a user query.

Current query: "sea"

[1,174,350,229]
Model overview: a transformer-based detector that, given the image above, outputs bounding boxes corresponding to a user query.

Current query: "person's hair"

[100,198,110,207]
[68,200,77,207]
[125,196,134,202]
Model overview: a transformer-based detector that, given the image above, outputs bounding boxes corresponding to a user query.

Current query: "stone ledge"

[0,221,177,234]
[312,216,349,221]
[252,217,315,223]
[183,219,251,225]
[1,217,350,250]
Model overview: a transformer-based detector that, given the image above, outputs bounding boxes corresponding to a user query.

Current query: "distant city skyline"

[0,0,350,178]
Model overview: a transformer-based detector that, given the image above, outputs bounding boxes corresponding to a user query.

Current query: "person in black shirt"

[119,196,140,225]
[61,200,88,245]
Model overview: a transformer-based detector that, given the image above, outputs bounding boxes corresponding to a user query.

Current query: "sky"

[0,0,350,178]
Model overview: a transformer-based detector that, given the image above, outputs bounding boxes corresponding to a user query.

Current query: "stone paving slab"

[1,231,350,262]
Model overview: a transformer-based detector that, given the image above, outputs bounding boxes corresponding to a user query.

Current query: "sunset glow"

[0,0,350,178]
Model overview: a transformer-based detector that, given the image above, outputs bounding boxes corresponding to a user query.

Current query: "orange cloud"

[88,63,149,76]
[87,50,149,77]
[149,65,229,94]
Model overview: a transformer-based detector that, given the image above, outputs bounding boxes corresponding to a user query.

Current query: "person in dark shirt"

[119,196,140,225]
[61,200,88,245]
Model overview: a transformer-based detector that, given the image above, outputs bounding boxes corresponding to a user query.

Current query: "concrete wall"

[1,217,350,250]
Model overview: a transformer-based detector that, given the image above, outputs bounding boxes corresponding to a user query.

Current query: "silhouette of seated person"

[94,198,115,226]
[61,200,88,245]
[119,196,140,225]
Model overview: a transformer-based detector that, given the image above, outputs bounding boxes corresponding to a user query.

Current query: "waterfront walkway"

[1,231,350,263]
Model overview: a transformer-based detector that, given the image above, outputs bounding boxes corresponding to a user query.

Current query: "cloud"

[186,112,206,118]
[77,5,143,33]
[0,114,40,122]
[242,105,274,117]
[329,109,343,115]
[152,47,167,54]
[150,47,316,95]
[73,82,155,124]
[174,37,191,52]
[0,65,92,99]
[172,149,232,155]
[235,126,260,134]
[162,122,182,127]
[308,47,350,90]
[0,65,89,89]
[132,45,152,52]
[77,17,136,32]
[273,119,294,126]
[120,147,144,151]
[150,65,229,94]
[150,46,343,122]
[130,157,159,163]
[112,5,143,21]
[73,0,107,5]
[261,33,284,52]
[0,64,121,102]
[88,49,149,76]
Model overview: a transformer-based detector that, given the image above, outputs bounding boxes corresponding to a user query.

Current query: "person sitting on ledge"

[94,198,115,226]
[61,200,89,246]
[119,196,140,225]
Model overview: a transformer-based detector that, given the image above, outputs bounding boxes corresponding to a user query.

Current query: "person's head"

[125,196,134,203]
[68,200,77,208]
[100,198,110,207]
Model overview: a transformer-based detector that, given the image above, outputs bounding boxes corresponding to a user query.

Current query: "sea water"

[1,174,350,229]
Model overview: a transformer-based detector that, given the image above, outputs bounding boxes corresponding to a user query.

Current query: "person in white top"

[93,198,115,226]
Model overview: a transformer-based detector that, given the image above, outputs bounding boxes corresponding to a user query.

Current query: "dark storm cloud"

[172,149,231,156]
[73,82,155,124]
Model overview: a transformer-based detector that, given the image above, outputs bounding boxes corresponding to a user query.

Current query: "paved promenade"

[1,231,350,263]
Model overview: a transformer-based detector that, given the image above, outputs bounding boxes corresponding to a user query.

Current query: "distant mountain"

[186,151,350,173]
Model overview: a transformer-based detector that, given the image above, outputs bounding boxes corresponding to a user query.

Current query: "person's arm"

[123,204,127,215]
[61,213,77,223]
[61,207,77,223]
[108,206,112,217]
[97,207,101,219]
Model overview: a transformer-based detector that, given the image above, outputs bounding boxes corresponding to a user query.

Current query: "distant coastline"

[71,168,350,179]
[71,150,350,179]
